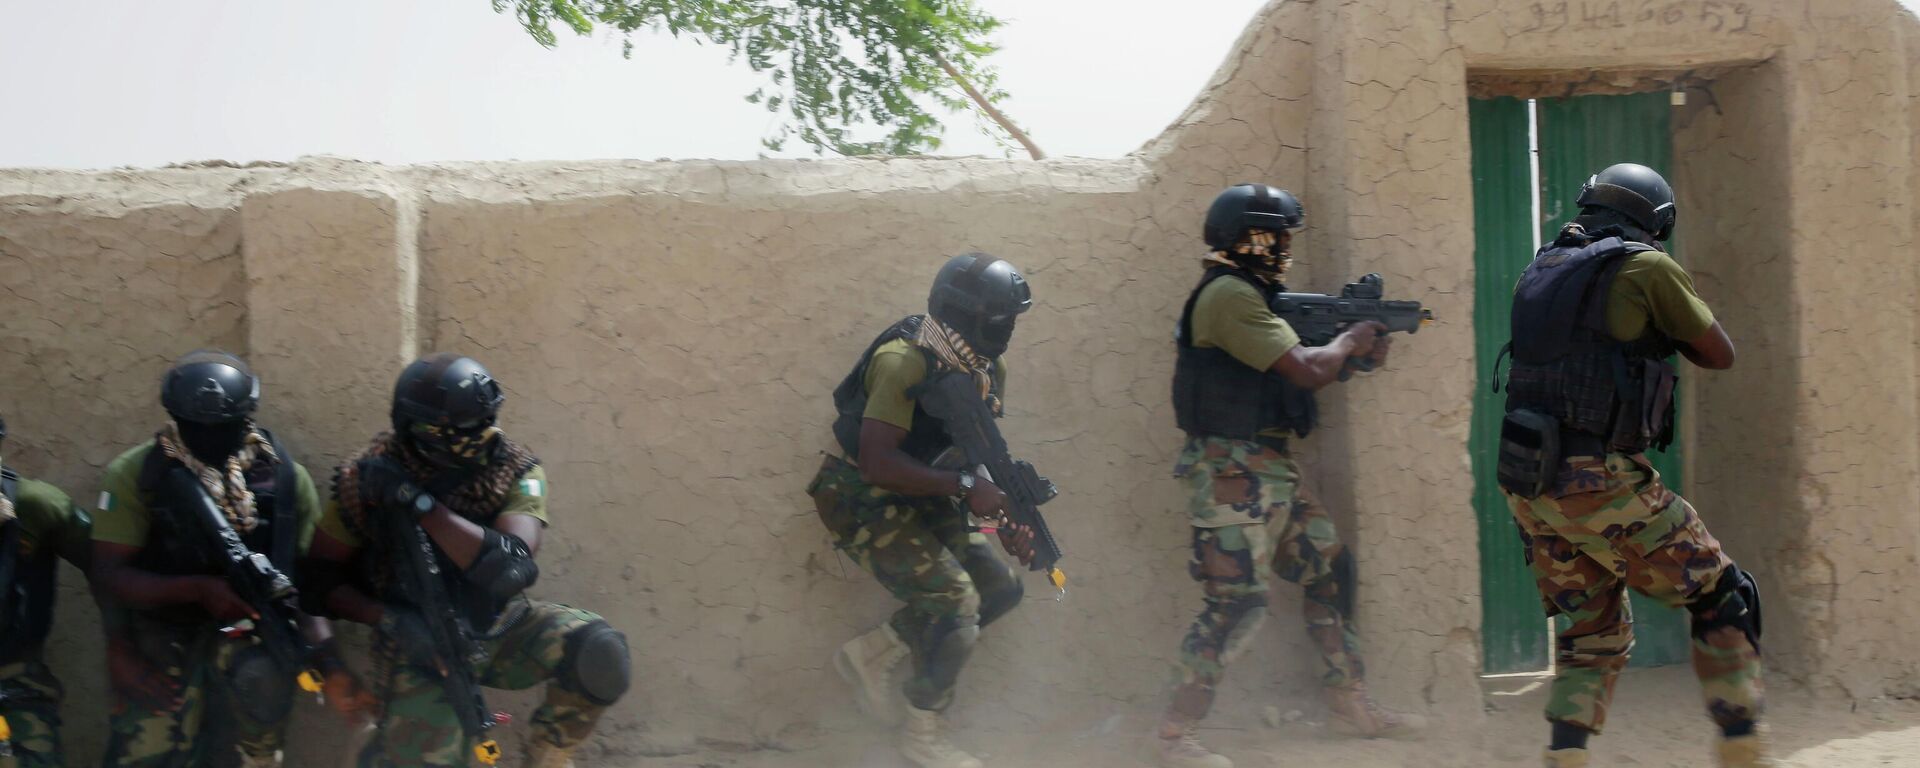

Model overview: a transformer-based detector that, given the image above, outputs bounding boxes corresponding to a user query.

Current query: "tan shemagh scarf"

[156,420,275,533]
[1202,228,1292,284]
[912,314,1001,413]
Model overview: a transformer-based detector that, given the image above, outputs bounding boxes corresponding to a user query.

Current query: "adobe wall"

[4,0,1919,764]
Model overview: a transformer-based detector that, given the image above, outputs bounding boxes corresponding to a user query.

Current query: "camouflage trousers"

[1505,452,1763,734]
[1165,437,1364,724]
[361,600,613,768]
[102,620,285,768]
[1,660,64,768]
[807,455,1023,712]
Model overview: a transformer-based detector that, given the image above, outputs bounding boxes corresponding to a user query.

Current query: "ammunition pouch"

[1497,409,1562,498]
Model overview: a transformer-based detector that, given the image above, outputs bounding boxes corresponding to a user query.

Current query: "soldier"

[1154,184,1424,768]
[0,415,92,768]
[811,253,1040,768]
[300,353,630,768]
[90,351,347,768]
[1495,164,1765,768]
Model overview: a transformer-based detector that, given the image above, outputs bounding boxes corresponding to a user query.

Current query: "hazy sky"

[5,1,1918,170]
[0,0,1269,169]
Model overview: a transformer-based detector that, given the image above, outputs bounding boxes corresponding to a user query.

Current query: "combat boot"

[1324,684,1428,739]
[1716,733,1779,767]
[236,749,283,768]
[834,622,910,724]
[1543,748,1589,767]
[1154,723,1233,768]
[899,706,983,768]
[524,740,576,768]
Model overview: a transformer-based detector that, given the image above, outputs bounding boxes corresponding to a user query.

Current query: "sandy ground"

[589,667,1919,767]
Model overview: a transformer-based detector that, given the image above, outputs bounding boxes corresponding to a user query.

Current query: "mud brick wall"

[4,1,1918,763]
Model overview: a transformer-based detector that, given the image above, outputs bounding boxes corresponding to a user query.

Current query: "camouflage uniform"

[807,455,1022,711]
[3,470,89,768]
[102,625,289,768]
[363,601,609,767]
[1164,437,1362,722]
[1505,453,1762,733]
[1,661,64,768]
[92,439,321,768]
[322,434,622,768]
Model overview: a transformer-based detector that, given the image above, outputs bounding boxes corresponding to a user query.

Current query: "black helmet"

[161,350,259,425]
[927,253,1032,359]
[391,353,506,467]
[1576,163,1676,241]
[1203,184,1304,250]
[391,353,505,433]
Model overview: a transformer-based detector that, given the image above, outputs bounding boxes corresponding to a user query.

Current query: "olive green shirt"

[92,440,322,554]
[316,464,550,549]
[861,338,1008,432]
[1606,248,1716,342]
[1189,275,1302,371]
[6,472,90,566]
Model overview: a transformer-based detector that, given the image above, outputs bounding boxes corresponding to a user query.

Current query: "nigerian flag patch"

[97,491,115,512]
[521,478,544,498]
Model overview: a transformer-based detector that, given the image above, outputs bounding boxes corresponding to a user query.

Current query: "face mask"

[408,421,502,468]
[177,420,248,463]
[971,315,1017,359]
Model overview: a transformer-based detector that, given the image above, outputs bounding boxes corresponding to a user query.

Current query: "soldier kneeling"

[301,354,630,768]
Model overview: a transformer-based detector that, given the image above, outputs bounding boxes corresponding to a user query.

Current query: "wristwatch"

[955,472,977,498]
[397,483,436,519]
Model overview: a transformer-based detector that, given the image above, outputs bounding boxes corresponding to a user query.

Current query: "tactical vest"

[1503,234,1679,454]
[831,315,1002,464]
[0,467,57,663]
[1172,267,1318,440]
[131,433,299,624]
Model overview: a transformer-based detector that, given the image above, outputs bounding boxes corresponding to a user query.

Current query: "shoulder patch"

[97,490,114,512]
[520,478,544,498]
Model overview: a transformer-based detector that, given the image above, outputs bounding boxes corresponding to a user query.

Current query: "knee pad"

[965,553,1024,628]
[1689,566,1762,651]
[560,620,631,706]
[1328,550,1358,619]
[225,644,295,725]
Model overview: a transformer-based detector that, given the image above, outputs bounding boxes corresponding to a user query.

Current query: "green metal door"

[1471,92,1690,673]
[1469,96,1548,673]
[1537,93,1690,668]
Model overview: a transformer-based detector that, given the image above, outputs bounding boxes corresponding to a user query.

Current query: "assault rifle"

[376,484,504,765]
[916,371,1068,594]
[163,469,323,708]
[1269,273,1434,376]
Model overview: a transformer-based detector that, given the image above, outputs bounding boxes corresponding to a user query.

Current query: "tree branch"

[932,50,1045,160]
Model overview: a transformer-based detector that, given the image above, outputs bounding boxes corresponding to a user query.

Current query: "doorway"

[1469,91,1690,674]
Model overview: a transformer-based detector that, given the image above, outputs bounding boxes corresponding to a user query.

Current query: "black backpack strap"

[136,443,174,497]
[261,429,299,573]
[1490,341,1512,393]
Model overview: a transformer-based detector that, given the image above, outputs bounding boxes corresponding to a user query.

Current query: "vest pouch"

[1497,409,1562,498]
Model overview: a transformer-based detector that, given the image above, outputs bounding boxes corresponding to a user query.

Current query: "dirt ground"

[591,667,1919,767]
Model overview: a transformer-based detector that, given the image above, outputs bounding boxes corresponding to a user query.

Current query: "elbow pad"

[466,529,539,601]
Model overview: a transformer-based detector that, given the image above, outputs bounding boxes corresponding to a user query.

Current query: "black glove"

[357,457,433,518]
[378,605,443,673]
